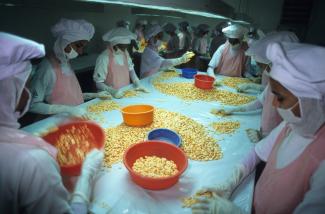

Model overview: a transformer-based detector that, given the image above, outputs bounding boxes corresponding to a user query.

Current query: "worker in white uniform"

[29,18,110,117]
[0,32,104,214]
[207,24,250,78]
[93,27,148,99]
[192,24,210,56]
[140,24,195,78]
[213,31,299,143]
[192,42,325,214]
[163,22,180,55]
[178,21,192,52]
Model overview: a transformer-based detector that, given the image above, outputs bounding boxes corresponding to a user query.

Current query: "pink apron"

[0,126,57,159]
[48,55,84,106]
[105,47,130,89]
[261,85,283,136]
[215,42,248,77]
[254,124,325,214]
[261,70,269,87]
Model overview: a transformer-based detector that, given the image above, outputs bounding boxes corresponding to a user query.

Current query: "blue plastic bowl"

[147,128,182,147]
[181,68,197,79]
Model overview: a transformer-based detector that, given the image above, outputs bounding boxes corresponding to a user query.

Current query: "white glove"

[210,106,245,116]
[71,149,104,204]
[134,81,150,93]
[196,164,246,200]
[246,128,262,143]
[237,83,264,93]
[83,91,112,100]
[96,82,125,99]
[191,195,244,214]
[49,105,87,117]
[180,51,195,63]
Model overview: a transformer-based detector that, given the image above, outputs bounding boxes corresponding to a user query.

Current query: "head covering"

[197,24,210,33]
[102,27,136,46]
[268,42,325,137]
[116,20,130,28]
[51,18,94,62]
[246,31,299,64]
[144,24,162,40]
[0,32,45,80]
[0,32,45,129]
[179,21,189,29]
[163,23,177,33]
[268,42,325,100]
[222,24,248,39]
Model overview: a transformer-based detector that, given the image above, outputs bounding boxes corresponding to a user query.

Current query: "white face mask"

[15,87,31,119]
[65,46,79,59]
[277,101,301,124]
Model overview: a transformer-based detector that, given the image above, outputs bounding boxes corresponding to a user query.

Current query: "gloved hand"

[210,106,245,116]
[237,83,264,93]
[57,106,87,118]
[246,128,262,143]
[195,164,246,200]
[213,81,222,87]
[134,81,150,93]
[191,195,244,214]
[71,149,104,204]
[180,51,195,63]
[112,89,124,99]
[93,91,112,99]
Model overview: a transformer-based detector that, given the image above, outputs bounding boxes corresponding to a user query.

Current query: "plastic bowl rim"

[121,104,154,115]
[194,74,215,83]
[123,140,188,180]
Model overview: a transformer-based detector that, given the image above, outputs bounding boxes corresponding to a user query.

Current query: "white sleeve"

[93,50,109,84]
[126,51,135,71]
[255,121,286,161]
[242,99,263,111]
[30,59,56,104]
[19,149,74,214]
[208,44,225,70]
[294,161,325,214]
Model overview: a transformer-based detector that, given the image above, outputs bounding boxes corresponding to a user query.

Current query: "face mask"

[65,46,78,59]
[277,101,301,124]
[15,87,31,119]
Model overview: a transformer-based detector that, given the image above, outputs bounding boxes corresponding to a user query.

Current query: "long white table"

[22,71,261,214]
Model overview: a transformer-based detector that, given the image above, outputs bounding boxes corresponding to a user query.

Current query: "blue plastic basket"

[147,128,182,147]
[181,68,197,79]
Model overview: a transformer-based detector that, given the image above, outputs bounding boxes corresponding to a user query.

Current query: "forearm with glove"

[30,102,86,117]
[96,82,124,99]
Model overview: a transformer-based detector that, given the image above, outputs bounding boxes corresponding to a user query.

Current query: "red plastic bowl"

[123,141,188,190]
[194,74,215,90]
[42,121,105,176]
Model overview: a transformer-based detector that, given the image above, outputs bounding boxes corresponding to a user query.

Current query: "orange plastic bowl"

[194,74,215,90]
[42,121,105,176]
[123,141,188,190]
[121,104,154,127]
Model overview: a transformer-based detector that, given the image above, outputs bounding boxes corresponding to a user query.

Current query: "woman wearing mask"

[178,21,192,53]
[93,27,148,99]
[207,24,250,78]
[163,22,180,58]
[192,42,325,214]
[29,18,110,117]
[0,32,104,214]
[213,31,299,143]
[140,24,195,78]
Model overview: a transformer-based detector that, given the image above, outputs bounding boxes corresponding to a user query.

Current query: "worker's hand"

[237,83,264,93]
[81,149,104,178]
[181,51,195,63]
[112,89,124,99]
[246,128,262,143]
[134,81,150,93]
[210,106,244,116]
[135,86,150,93]
[191,195,243,214]
[213,80,222,87]
[94,91,112,99]
[62,106,87,118]
[195,164,246,203]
